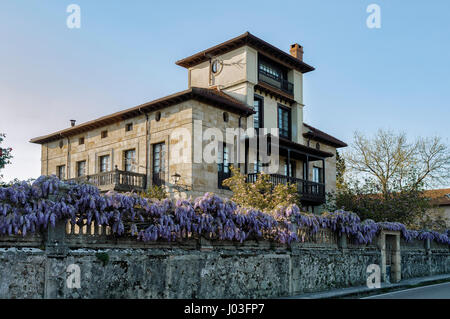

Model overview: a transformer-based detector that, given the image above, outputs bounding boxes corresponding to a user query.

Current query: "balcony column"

[322,158,326,197]
[322,159,326,185]
[287,149,291,178]
[305,155,309,181]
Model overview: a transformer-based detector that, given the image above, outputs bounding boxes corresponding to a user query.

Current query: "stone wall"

[0,229,448,299]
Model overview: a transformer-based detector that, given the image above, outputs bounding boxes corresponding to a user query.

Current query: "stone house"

[30,32,347,212]
[422,188,450,228]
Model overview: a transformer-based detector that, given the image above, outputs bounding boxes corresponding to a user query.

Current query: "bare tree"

[344,129,450,196]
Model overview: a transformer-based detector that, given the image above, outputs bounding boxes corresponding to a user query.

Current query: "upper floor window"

[278,105,291,139]
[99,155,110,173]
[57,165,66,180]
[259,61,284,80]
[125,123,133,132]
[258,57,293,95]
[101,130,108,138]
[253,96,263,129]
[79,137,85,145]
[76,161,86,177]
[124,149,136,172]
[313,166,323,184]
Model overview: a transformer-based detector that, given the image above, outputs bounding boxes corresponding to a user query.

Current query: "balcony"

[258,69,294,95]
[68,169,147,192]
[246,173,325,204]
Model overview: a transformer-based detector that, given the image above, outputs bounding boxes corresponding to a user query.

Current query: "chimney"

[70,119,76,127]
[289,43,304,61]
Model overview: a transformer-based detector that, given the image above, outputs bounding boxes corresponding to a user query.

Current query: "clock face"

[211,60,221,74]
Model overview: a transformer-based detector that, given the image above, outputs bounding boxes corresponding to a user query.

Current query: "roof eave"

[176,32,315,74]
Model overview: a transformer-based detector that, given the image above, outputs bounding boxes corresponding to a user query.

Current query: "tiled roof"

[423,188,450,206]
[303,123,347,148]
[30,87,254,144]
[176,32,315,74]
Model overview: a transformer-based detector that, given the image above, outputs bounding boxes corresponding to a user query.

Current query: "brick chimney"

[289,43,303,61]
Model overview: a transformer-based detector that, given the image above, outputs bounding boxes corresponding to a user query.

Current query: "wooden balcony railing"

[67,169,146,192]
[246,173,325,204]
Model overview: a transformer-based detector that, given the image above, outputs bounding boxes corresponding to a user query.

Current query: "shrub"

[139,185,167,201]
[222,166,299,211]
[0,175,448,246]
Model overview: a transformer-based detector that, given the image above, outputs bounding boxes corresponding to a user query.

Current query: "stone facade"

[31,33,347,209]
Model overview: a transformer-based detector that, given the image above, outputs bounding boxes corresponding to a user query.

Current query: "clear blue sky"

[1,0,449,181]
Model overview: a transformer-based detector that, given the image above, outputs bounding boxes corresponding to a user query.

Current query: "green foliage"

[336,150,346,191]
[139,185,167,201]
[95,252,109,266]
[222,166,299,211]
[326,178,434,229]
[0,133,13,180]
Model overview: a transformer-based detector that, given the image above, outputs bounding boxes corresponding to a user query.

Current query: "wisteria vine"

[0,176,449,246]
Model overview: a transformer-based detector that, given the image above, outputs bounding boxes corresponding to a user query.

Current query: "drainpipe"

[66,136,70,179]
[238,116,242,171]
[139,108,150,190]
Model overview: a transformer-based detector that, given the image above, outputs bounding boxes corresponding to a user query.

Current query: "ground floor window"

[283,159,296,177]
[152,143,165,186]
[313,166,323,183]
[76,161,86,177]
[57,165,66,180]
[99,155,110,173]
[124,149,136,172]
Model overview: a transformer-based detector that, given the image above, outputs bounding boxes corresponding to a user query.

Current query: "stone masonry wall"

[0,234,448,299]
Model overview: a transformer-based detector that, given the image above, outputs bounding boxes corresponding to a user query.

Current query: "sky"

[0,0,449,182]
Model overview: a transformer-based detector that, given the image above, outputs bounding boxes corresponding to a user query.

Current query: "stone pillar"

[378,234,387,283]
[338,234,347,250]
[44,218,68,299]
[378,230,401,283]
[425,238,432,275]
[391,234,401,283]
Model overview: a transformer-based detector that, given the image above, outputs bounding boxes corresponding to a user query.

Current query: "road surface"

[363,282,450,299]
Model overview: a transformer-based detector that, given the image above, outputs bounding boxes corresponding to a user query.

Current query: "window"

[79,137,85,145]
[278,105,291,139]
[101,130,108,138]
[124,149,136,172]
[223,112,229,122]
[283,160,296,178]
[313,166,323,183]
[259,61,281,79]
[152,143,165,185]
[57,165,66,180]
[218,144,230,174]
[125,123,133,132]
[253,160,262,174]
[155,112,161,121]
[99,155,110,173]
[76,161,86,177]
[253,96,263,129]
[218,143,231,189]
